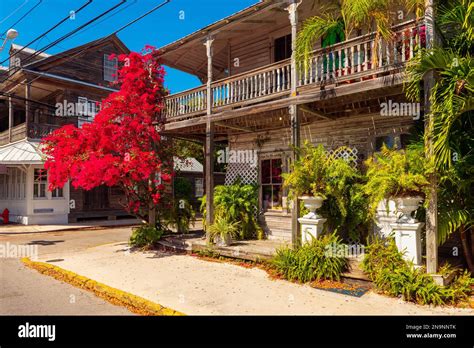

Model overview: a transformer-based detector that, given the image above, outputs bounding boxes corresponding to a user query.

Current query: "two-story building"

[158,0,426,244]
[0,34,129,225]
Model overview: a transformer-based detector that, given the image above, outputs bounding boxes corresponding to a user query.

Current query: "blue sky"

[0,0,258,93]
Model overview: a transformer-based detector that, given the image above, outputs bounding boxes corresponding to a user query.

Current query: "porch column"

[287,0,301,247]
[424,0,438,274]
[204,35,215,236]
[25,82,31,138]
[8,96,13,143]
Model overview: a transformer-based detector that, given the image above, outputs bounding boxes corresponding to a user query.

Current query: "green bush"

[362,238,473,305]
[129,224,164,248]
[165,198,196,233]
[271,234,348,282]
[201,181,263,240]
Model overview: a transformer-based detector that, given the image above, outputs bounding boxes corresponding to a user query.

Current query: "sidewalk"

[0,219,142,234]
[35,241,474,315]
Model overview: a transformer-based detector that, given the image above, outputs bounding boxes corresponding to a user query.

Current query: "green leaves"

[363,145,429,216]
[272,234,348,282]
[362,238,474,305]
[203,182,262,240]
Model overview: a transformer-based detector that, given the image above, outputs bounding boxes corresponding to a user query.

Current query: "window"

[3,168,26,200]
[261,158,283,211]
[195,178,204,197]
[274,34,292,62]
[375,134,411,152]
[33,168,47,198]
[52,187,63,198]
[103,54,118,82]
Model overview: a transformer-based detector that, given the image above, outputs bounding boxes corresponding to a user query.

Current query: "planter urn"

[390,196,424,266]
[299,195,325,219]
[298,195,326,244]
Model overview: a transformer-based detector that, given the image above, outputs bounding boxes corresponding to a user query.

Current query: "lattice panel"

[327,146,359,168]
[224,162,258,185]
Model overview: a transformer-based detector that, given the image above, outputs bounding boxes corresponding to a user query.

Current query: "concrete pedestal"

[298,217,326,244]
[390,221,424,266]
[374,199,398,238]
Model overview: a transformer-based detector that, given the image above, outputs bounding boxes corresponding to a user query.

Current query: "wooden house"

[0,35,130,224]
[158,0,425,244]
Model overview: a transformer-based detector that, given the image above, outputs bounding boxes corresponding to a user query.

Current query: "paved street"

[0,227,135,315]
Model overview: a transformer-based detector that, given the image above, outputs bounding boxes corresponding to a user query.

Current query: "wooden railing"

[298,20,424,87]
[0,115,78,146]
[163,19,424,121]
[211,60,291,107]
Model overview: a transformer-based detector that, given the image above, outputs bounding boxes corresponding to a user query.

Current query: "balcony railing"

[164,19,424,122]
[0,114,78,146]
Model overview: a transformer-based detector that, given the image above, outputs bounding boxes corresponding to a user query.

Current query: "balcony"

[164,19,424,123]
[0,113,78,146]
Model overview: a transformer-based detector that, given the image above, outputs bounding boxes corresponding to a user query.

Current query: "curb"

[0,223,142,235]
[21,257,184,316]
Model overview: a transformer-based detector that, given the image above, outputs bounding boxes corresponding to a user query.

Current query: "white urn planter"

[390,196,424,266]
[298,196,326,244]
[300,195,325,219]
[394,196,423,223]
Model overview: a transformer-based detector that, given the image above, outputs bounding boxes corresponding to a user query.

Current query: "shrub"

[129,224,164,248]
[271,234,348,282]
[362,238,474,305]
[201,181,263,240]
[165,198,196,233]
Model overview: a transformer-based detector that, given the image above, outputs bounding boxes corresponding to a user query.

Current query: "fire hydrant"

[1,208,9,224]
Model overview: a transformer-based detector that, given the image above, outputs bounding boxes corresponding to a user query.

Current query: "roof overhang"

[0,140,44,165]
[158,0,289,81]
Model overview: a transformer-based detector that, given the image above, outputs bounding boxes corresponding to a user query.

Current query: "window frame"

[103,54,118,82]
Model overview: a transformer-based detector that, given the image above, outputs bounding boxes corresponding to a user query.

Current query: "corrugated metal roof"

[0,140,43,164]
[173,157,203,173]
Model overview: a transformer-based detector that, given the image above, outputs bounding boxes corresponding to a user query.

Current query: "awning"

[0,140,43,165]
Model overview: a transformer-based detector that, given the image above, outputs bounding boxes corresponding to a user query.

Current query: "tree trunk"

[460,225,474,274]
[148,206,156,228]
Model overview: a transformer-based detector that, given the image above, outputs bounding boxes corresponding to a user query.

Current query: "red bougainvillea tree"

[42,46,172,226]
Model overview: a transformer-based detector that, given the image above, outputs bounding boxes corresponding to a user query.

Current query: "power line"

[1,0,171,102]
[0,0,126,85]
[0,0,43,39]
[0,0,94,68]
[0,0,29,27]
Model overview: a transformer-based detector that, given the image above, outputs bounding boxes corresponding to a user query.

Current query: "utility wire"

[1,0,171,101]
[0,0,43,39]
[0,0,94,67]
[0,0,29,27]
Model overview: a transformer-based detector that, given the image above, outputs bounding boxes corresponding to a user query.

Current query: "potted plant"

[283,143,328,219]
[364,144,429,223]
[208,217,240,246]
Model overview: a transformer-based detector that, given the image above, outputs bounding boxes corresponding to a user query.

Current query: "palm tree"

[404,0,474,272]
[296,0,424,70]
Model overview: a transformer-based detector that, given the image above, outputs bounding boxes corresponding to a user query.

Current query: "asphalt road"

[0,227,135,315]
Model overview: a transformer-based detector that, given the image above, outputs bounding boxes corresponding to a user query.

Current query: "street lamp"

[0,29,19,53]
